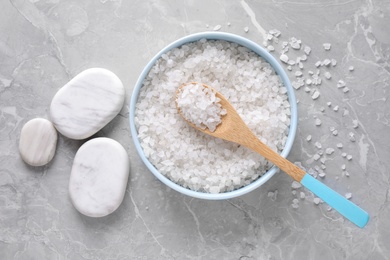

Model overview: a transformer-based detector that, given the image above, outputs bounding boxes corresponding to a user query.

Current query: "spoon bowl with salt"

[176,82,369,228]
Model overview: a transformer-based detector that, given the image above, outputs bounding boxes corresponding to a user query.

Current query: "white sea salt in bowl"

[129,32,297,200]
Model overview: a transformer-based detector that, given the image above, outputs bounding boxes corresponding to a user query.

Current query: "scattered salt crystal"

[341,164,346,170]
[345,171,350,177]
[269,29,281,37]
[320,158,326,164]
[306,135,312,141]
[300,54,307,61]
[313,198,321,205]
[213,25,222,31]
[341,152,347,158]
[304,86,311,92]
[318,150,323,156]
[347,155,353,161]
[304,46,311,55]
[308,168,317,177]
[295,71,303,77]
[337,80,346,88]
[319,171,326,177]
[287,66,293,71]
[323,43,332,50]
[327,102,332,107]
[300,192,306,199]
[289,37,301,50]
[331,59,337,66]
[293,198,299,204]
[288,60,296,65]
[313,154,321,161]
[326,206,332,211]
[298,62,304,69]
[315,61,322,67]
[315,142,322,149]
[294,162,306,171]
[343,109,349,117]
[267,45,275,52]
[333,105,339,112]
[320,107,325,112]
[349,66,354,71]
[343,87,350,93]
[352,120,359,128]
[267,34,274,41]
[308,70,314,75]
[345,193,352,199]
[291,181,302,189]
[349,132,356,142]
[292,203,299,209]
[324,72,332,79]
[292,81,301,89]
[292,190,297,195]
[227,22,231,26]
[323,59,331,66]
[312,90,320,100]
[244,26,249,33]
[280,54,289,63]
[315,118,322,126]
[325,148,335,155]
[332,130,338,136]
[306,79,312,85]
[337,143,343,148]
[267,191,275,197]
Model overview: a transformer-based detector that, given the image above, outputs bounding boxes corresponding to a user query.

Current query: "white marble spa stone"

[19,118,58,166]
[69,137,130,217]
[50,68,125,140]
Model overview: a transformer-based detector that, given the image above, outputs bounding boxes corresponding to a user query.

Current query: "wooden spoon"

[176,82,369,228]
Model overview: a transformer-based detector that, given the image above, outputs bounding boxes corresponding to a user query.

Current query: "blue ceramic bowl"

[129,32,297,200]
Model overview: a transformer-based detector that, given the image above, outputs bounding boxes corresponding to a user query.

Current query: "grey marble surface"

[1,0,389,259]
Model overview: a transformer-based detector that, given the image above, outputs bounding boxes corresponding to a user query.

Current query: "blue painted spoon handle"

[301,174,369,228]
[235,130,370,228]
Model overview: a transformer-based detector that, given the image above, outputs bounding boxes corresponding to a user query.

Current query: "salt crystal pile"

[135,39,291,193]
[176,83,226,132]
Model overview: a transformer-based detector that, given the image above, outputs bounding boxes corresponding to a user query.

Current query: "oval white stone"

[69,137,130,217]
[19,118,58,166]
[50,68,125,140]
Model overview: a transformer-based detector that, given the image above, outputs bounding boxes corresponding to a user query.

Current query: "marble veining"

[18,118,57,166]
[50,68,125,140]
[1,0,389,259]
[69,138,130,217]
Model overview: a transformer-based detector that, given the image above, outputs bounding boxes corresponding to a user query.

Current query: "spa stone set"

[19,68,129,217]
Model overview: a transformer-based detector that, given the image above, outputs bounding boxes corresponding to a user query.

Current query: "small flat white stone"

[50,68,125,140]
[69,137,130,217]
[19,118,57,166]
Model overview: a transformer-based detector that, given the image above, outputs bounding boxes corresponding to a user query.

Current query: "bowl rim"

[129,32,297,200]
